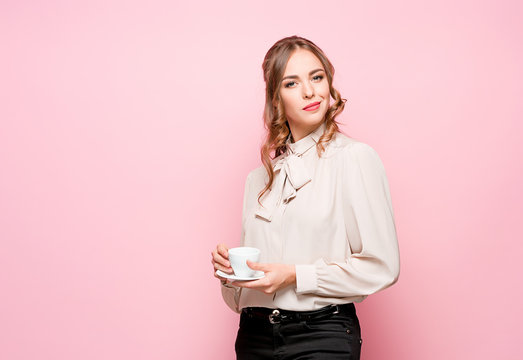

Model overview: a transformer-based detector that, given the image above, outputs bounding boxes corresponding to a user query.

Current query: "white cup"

[228,247,260,277]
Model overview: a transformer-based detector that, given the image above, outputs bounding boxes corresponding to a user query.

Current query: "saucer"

[216,270,265,281]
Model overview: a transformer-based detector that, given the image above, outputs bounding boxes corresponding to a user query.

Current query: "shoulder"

[247,165,266,180]
[245,151,286,182]
[244,164,270,189]
[331,132,386,171]
[330,131,380,157]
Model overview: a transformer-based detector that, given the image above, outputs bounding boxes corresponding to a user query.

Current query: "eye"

[312,75,324,81]
[284,81,296,88]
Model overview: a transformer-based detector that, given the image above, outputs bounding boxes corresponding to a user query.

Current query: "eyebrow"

[281,68,325,81]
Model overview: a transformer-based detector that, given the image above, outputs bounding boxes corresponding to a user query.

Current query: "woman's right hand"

[211,243,234,281]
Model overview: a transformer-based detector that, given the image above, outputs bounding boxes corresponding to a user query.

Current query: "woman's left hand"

[230,260,296,295]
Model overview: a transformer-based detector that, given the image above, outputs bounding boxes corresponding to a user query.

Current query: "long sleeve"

[295,142,400,297]
[220,173,251,313]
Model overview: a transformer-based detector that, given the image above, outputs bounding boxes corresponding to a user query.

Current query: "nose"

[302,81,314,99]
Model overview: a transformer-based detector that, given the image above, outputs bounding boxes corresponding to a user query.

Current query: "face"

[278,48,330,142]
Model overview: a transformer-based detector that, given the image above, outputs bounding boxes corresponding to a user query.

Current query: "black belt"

[242,303,355,324]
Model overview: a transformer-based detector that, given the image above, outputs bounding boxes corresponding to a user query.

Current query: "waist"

[241,302,356,324]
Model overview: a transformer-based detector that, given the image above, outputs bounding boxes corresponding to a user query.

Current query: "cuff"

[295,264,318,294]
[221,279,239,290]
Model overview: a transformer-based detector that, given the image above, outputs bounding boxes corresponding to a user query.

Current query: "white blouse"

[221,122,400,312]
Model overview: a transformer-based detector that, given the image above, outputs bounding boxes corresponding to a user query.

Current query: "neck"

[289,122,324,143]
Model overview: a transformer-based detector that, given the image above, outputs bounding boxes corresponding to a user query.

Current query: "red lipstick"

[303,101,321,111]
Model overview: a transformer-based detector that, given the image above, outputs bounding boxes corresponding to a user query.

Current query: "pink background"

[1,0,522,359]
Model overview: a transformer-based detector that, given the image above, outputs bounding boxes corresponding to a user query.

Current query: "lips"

[303,101,321,110]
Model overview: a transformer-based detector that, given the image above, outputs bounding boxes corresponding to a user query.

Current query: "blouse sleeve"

[220,172,251,313]
[295,142,400,297]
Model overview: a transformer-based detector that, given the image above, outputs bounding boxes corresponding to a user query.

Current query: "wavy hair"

[258,35,347,206]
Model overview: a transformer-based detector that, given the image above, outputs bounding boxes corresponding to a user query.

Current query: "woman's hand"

[230,260,296,295]
[211,243,233,281]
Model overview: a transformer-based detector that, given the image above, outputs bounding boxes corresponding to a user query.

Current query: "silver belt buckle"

[269,309,281,324]
[331,305,339,315]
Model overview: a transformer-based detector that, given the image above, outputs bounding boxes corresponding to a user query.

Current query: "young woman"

[211,35,400,359]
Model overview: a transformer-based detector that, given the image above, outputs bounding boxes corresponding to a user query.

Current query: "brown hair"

[258,35,347,205]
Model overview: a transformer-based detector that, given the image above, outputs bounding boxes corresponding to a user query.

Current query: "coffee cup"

[228,247,260,278]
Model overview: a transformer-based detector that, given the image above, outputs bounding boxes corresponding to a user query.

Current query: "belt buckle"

[331,304,339,315]
[269,309,281,324]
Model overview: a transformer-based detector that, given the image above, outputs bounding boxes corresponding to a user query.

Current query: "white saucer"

[216,270,265,281]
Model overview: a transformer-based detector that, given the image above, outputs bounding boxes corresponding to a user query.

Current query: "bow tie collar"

[254,123,326,222]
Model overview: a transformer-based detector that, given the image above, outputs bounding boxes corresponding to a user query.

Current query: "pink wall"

[1,0,521,359]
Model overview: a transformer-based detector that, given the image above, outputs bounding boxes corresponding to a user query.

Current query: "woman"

[211,35,400,359]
